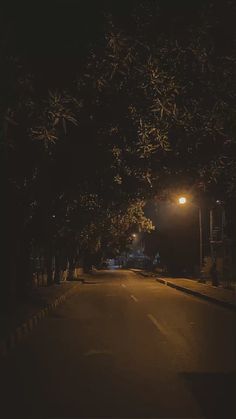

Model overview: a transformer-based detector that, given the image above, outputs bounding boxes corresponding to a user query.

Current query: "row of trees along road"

[1,0,235,310]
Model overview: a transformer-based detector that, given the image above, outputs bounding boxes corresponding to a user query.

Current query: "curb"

[155,277,236,311]
[0,283,80,358]
[132,270,236,311]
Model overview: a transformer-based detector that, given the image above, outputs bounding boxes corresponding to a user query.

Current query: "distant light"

[216,200,221,204]
[132,233,136,238]
[178,197,186,205]
[52,214,56,218]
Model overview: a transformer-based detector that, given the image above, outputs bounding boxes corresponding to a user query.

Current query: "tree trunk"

[46,242,54,286]
[54,251,61,284]
[16,236,32,300]
[1,228,18,312]
[82,252,93,273]
[67,254,76,280]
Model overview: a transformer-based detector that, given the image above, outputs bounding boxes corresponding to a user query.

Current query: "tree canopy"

[1,0,235,302]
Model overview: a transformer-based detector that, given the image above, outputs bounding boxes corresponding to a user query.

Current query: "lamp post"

[209,200,225,286]
[178,196,204,281]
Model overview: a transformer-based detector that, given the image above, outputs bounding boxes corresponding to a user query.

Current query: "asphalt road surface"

[0,270,235,418]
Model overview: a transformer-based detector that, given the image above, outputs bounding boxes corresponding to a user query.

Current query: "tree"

[79,1,236,200]
[1,0,235,307]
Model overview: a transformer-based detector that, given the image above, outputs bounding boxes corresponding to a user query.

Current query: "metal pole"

[221,206,225,242]
[221,205,226,286]
[198,207,204,281]
[210,209,214,262]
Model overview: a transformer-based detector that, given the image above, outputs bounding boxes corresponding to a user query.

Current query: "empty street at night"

[2,1,236,418]
[1,270,235,418]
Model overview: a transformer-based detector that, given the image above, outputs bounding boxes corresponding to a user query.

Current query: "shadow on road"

[180,371,236,419]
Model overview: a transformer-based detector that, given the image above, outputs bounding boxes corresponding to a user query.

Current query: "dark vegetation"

[1,0,235,309]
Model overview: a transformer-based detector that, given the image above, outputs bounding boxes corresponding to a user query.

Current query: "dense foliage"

[1,0,235,306]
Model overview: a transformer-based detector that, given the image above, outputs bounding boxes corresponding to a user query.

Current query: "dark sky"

[1,0,212,87]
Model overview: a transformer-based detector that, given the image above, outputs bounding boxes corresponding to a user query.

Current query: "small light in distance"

[132,233,136,238]
[178,197,187,205]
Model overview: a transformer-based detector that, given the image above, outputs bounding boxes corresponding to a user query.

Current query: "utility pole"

[198,207,205,282]
[210,208,214,262]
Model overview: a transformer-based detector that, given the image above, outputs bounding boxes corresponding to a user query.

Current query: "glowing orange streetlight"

[178,196,187,205]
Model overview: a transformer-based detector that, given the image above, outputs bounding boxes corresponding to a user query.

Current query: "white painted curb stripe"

[0,283,80,358]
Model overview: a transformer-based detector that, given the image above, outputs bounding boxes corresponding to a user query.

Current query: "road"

[0,270,235,418]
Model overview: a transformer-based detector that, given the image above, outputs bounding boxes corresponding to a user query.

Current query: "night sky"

[2,0,231,87]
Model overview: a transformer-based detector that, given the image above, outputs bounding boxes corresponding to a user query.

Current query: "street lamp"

[178,196,187,205]
[177,196,204,282]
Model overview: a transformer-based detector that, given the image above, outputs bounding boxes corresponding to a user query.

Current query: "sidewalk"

[134,270,236,311]
[0,279,83,357]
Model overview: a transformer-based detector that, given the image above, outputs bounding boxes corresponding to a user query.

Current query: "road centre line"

[147,314,168,337]
[130,294,138,302]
